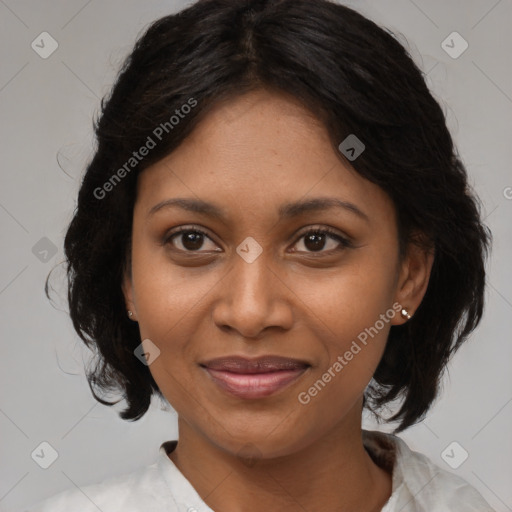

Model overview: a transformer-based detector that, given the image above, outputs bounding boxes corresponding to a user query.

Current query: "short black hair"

[60,0,491,432]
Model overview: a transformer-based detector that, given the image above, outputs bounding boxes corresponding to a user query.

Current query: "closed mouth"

[199,355,311,399]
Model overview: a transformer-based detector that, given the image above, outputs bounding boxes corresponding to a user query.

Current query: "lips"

[200,355,310,399]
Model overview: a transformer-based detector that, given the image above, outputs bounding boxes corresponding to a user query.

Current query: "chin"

[200,414,318,462]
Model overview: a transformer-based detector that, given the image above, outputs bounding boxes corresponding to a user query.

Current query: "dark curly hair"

[60,0,490,432]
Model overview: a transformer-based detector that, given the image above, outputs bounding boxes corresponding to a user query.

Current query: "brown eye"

[165,227,220,252]
[178,231,206,251]
[292,228,352,254]
[303,232,329,251]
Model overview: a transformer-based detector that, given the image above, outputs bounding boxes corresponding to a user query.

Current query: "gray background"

[0,0,511,511]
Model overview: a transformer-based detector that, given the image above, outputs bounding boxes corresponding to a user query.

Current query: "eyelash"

[163,225,353,254]
[294,227,353,252]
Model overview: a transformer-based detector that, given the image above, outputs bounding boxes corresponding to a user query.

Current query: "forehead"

[135,89,395,226]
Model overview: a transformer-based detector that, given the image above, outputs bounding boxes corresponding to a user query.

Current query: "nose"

[211,250,294,339]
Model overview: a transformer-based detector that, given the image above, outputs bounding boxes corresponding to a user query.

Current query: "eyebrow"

[148,197,369,222]
[279,197,369,222]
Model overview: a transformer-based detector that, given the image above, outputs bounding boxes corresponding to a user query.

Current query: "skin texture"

[123,89,434,511]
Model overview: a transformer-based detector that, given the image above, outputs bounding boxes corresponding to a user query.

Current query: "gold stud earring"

[400,308,412,320]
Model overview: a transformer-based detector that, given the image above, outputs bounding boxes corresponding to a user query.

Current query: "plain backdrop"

[0,1,511,511]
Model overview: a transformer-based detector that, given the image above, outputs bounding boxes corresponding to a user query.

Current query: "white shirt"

[22,429,495,511]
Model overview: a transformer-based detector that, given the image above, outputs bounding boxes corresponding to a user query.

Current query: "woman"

[27,0,494,510]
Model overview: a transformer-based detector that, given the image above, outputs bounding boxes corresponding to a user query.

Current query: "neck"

[168,402,392,512]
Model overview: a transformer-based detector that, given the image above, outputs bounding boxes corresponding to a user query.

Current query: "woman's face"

[124,89,425,458]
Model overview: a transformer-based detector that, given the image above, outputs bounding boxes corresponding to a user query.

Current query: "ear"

[122,266,138,321]
[391,237,435,325]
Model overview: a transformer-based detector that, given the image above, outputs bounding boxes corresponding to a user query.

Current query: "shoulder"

[23,464,161,512]
[22,443,183,512]
[363,429,496,512]
[393,434,495,511]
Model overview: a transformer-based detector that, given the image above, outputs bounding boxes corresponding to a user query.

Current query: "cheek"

[292,251,398,338]
[291,249,398,393]
[129,250,215,409]
[130,242,220,340]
